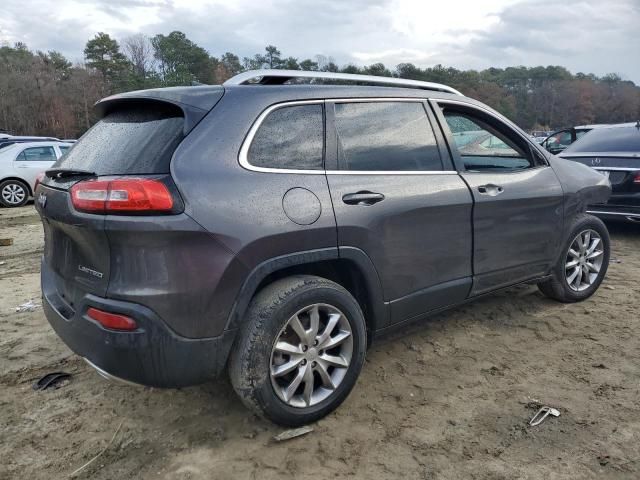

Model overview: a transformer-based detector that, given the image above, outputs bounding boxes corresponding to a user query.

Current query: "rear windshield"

[564,126,640,154]
[55,103,184,175]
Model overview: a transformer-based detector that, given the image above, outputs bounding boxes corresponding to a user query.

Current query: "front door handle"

[477,184,504,196]
[342,191,385,206]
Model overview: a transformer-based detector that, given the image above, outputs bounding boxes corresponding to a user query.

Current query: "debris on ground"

[0,238,13,246]
[529,406,560,427]
[32,372,71,391]
[273,426,314,442]
[69,421,124,477]
[15,300,40,312]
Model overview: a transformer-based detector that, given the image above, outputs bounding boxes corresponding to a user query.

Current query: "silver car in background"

[0,141,72,207]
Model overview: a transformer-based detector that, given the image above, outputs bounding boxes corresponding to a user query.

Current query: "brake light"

[87,307,138,331]
[634,172,640,184]
[35,172,45,191]
[70,178,174,213]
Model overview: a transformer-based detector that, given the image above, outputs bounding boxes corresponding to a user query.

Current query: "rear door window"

[247,104,324,170]
[17,146,57,162]
[334,102,443,171]
[54,103,184,175]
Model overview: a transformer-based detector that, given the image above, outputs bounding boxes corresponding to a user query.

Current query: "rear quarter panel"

[547,155,611,253]
[170,89,338,335]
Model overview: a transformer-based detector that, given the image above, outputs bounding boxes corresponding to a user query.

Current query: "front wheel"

[228,275,367,426]
[538,214,610,302]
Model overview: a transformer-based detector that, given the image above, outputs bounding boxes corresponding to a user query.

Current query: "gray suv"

[36,70,611,426]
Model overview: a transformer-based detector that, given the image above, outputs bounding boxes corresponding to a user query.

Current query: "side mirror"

[543,128,575,154]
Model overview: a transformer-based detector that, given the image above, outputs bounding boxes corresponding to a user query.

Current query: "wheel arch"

[0,176,33,196]
[225,247,388,344]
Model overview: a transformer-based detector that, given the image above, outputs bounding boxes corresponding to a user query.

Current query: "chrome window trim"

[587,210,640,218]
[326,170,458,175]
[239,98,458,175]
[562,152,640,159]
[592,166,640,172]
[238,100,326,174]
[331,97,427,104]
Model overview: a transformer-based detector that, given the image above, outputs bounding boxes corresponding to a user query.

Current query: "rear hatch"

[36,87,223,312]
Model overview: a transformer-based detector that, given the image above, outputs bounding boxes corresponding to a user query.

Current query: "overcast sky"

[1,0,639,82]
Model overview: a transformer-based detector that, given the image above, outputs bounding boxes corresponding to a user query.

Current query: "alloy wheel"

[565,229,604,292]
[270,303,353,408]
[1,182,27,206]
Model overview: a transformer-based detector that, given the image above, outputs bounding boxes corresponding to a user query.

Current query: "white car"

[0,141,72,207]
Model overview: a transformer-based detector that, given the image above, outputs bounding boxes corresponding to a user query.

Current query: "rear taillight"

[633,172,640,184]
[87,307,137,331]
[35,172,45,191]
[71,178,174,214]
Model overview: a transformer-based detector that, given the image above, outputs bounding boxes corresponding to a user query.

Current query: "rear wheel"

[538,214,610,302]
[228,275,366,426]
[0,179,29,207]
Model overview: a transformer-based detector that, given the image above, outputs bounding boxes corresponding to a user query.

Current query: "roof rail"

[223,69,462,95]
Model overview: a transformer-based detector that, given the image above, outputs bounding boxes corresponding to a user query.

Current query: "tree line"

[1,31,638,139]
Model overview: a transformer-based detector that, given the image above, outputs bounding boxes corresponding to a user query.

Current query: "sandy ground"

[1,204,639,480]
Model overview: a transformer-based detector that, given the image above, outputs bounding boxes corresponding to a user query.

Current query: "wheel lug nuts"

[313,340,318,346]
[311,361,317,367]
[302,345,308,352]
[301,359,307,365]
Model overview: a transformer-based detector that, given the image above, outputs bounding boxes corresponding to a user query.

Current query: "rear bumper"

[41,260,237,388]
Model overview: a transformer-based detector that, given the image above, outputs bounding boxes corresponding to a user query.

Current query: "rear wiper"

[46,168,96,179]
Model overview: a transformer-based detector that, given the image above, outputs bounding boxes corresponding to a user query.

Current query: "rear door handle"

[342,191,385,206]
[477,184,504,196]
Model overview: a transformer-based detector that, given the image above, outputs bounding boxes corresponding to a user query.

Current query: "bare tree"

[122,34,154,79]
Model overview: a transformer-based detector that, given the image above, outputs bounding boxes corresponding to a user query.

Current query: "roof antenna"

[636,120,640,130]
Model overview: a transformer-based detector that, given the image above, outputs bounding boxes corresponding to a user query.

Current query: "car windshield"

[564,126,640,153]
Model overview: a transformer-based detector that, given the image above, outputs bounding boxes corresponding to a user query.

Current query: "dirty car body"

[35,71,611,424]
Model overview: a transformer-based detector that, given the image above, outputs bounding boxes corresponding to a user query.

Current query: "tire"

[538,214,610,302]
[228,275,367,426]
[0,179,29,207]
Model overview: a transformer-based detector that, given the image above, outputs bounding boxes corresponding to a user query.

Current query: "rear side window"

[248,104,324,170]
[59,145,70,154]
[17,146,57,162]
[55,103,184,175]
[334,102,442,171]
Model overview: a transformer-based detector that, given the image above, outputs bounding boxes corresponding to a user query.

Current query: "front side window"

[442,108,533,171]
[17,146,57,162]
[248,104,324,170]
[59,145,70,154]
[334,102,443,171]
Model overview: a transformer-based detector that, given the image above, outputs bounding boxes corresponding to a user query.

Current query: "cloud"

[0,0,638,82]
